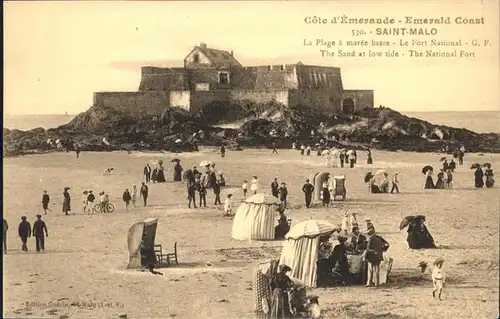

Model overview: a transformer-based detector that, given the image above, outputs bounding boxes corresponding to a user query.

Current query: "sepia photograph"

[3,1,499,318]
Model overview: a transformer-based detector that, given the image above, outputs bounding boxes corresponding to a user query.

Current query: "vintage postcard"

[3,1,499,319]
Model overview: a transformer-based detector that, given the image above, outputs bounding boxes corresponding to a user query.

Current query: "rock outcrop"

[3,102,500,157]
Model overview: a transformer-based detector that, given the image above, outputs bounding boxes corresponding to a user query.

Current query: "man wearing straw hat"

[432,257,446,300]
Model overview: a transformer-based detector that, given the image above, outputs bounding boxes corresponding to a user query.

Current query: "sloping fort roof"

[185,43,242,68]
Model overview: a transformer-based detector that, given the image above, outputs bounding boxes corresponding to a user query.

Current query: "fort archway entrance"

[341,98,355,114]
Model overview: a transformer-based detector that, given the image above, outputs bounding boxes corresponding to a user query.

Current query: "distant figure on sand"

[485,167,495,188]
[302,179,314,208]
[271,178,279,198]
[391,173,400,193]
[173,161,183,182]
[367,149,373,164]
[224,194,233,216]
[131,185,137,208]
[62,187,71,215]
[187,181,197,209]
[123,189,132,211]
[87,190,95,208]
[213,181,222,205]
[241,180,248,198]
[274,207,290,239]
[424,171,435,189]
[18,216,31,252]
[449,159,456,172]
[435,172,445,189]
[198,183,207,208]
[474,167,484,188]
[75,148,81,159]
[364,228,383,287]
[42,190,51,214]
[445,170,453,188]
[144,164,152,183]
[431,257,446,300]
[3,218,8,254]
[322,179,331,206]
[140,182,149,207]
[33,214,48,252]
[272,142,278,154]
[220,145,226,158]
[278,182,288,208]
[251,176,259,195]
[82,190,89,213]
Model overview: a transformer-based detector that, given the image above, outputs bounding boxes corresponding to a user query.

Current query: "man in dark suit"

[271,178,279,198]
[143,164,152,183]
[348,226,367,253]
[364,228,384,287]
[301,179,315,208]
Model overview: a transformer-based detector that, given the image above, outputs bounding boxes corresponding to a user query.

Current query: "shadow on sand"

[437,244,491,250]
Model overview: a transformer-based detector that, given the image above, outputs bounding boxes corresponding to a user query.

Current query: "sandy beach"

[3,148,499,319]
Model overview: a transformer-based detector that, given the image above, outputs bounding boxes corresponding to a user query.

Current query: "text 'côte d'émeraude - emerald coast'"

[304,16,485,25]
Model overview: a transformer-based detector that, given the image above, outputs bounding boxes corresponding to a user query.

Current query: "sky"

[4,1,500,115]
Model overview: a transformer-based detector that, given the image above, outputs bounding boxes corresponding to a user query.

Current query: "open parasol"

[174,139,182,143]
[422,165,433,175]
[399,216,415,230]
[364,172,374,183]
[200,160,215,167]
[244,193,281,205]
[439,156,447,162]
[285,219,337,239]
[470,163,481,169]
[374,169,388,177]
[483,163,492,169]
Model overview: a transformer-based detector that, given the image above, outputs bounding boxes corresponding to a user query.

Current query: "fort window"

[218,72,230,84]
[342,98,355,114]
[193,53,200,63]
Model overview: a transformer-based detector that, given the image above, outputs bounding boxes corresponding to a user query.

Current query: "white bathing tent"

[279,219,337,287]
[126,217,158,269]
[231,193,281,241]
[310,172,334,202]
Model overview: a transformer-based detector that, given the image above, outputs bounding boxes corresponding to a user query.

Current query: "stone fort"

[93,43,374,117]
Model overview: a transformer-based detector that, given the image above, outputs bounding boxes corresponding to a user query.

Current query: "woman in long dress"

[173,162,183,181]
[424,170,435,189]
[435,172,445,189]
[485,168,495,188]
[62,187,71,215]
[474,167,484,188]
[322,180,331,206]
[367,149,373,164]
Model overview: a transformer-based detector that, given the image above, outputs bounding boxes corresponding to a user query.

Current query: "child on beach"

[432,257,446,300]
[224,194,233,216]
[242,180,248,198]
[82,191,89,213]
[250,176,259,195]
[341,212,350,235]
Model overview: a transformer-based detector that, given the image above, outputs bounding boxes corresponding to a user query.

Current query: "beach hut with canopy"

[279,219,337,287]
[126,218,158,269]
[310,172,334,202]
[231,193,282,241]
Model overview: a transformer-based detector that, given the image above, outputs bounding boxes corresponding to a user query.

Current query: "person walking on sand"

[140,182,149,207]
[42,190,51,214]
[18,216,31,252]
[131,185,137,208]
[271,178,279,198]
[364,228,383,287]
[87,190,95,210]
[213,181,222,205]
[144,164,152,184]
[367,149,373,165]
[82,190,89,213]
[122,189,132,211]
[75,147,81,159]
[3,218,8,254]
[62,187,71,216]
[198,183,207,208]
[224,194,233,216]
[241,180,248,198]
[278,182,288,208]
[390,173,400,194]
[302,179,314,208]
[33,214,48,252]
[272,142,278,154]
[432,257,446,300]
[187,181,197,209]
[220,145,226,158]
[251,176,259,195]
[445,170,453,189]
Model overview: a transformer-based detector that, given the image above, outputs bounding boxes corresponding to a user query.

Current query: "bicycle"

[94,202,115,214]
